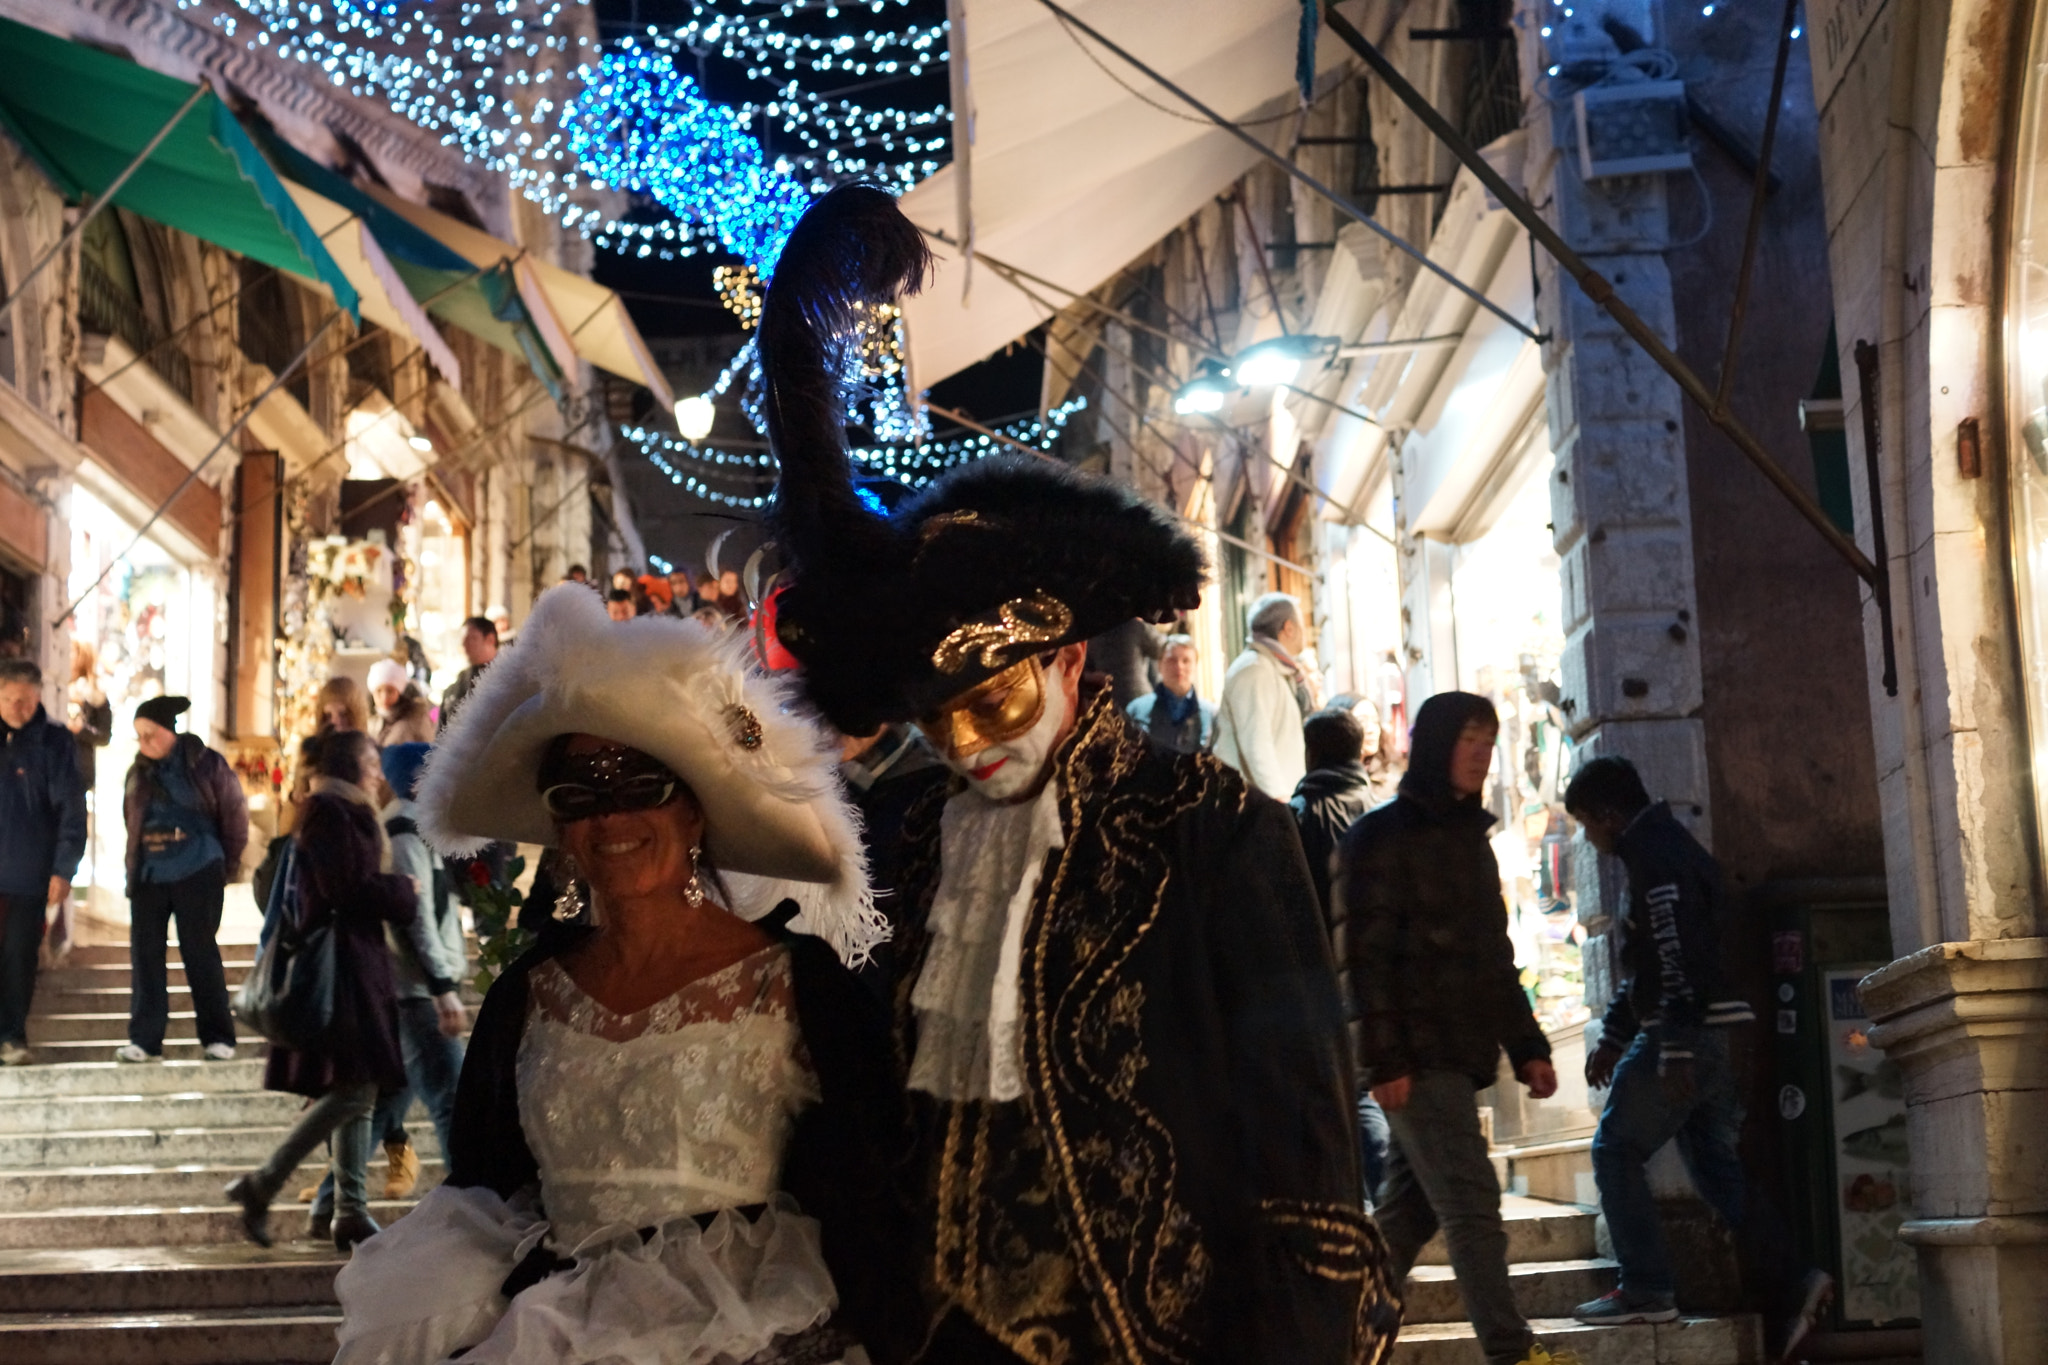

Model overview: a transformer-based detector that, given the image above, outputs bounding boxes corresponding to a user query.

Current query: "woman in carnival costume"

[331,583,918,1365]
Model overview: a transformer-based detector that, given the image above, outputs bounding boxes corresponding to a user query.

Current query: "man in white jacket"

[1213,593,1316,798]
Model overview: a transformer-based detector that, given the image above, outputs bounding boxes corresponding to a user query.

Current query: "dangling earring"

[683,845,706,908]
[553,856,587,923]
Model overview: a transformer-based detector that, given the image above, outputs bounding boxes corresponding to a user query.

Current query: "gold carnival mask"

[915,656,1048,761]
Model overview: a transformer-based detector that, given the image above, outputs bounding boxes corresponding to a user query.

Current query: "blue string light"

[201,1,950,265]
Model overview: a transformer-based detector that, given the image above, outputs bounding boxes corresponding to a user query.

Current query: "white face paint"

[940,656,1072,803]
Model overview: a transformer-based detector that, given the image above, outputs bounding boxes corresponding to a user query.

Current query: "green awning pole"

[0,77,211,328]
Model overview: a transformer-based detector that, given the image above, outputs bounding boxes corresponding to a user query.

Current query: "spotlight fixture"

[1173,359,1237,416]
[1232,335,1337,388]
[407,434,434,453]
[674,395,717,441]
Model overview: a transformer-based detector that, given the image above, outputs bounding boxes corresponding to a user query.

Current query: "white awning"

[899,0,1366,387]
[362,187,678,414]
[282,182,464,392]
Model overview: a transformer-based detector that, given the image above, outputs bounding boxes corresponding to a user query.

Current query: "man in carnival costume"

[759,186,1399,1365]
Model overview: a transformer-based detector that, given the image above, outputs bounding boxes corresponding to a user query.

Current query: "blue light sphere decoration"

[566,40,814,274]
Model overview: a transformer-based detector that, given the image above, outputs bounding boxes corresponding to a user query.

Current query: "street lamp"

[1232,334,1337,387]
[1173,359,1237,415]
[674,394,716,441]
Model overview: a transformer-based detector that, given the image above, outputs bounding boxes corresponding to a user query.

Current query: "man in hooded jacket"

[1332,691,1559,1365]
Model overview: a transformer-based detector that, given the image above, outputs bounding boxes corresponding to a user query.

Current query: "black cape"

[888,684,1400,1364]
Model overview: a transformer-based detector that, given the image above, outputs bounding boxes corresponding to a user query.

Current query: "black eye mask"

[536,739,683,821]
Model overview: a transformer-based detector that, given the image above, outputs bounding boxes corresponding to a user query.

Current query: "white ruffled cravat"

[908,781,1065,1102]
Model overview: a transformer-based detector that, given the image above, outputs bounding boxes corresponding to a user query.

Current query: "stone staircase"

[1389,1195,1763,1362]
[0,941,443,1364]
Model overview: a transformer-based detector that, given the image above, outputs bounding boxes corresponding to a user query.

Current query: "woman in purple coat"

[225,730,414,1251]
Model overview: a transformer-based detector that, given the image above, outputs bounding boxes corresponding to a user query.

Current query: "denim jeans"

[0,892,43,1045]
[128,863,234,1052]
[254,1083,376,1215]
[1591,1027,1746,1299]
[1357,1093,1390,1205]
[313,997,465,1214]
[1376,1070,1534,1365]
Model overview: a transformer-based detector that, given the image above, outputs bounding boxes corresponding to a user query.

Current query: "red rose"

[468,861,492,887]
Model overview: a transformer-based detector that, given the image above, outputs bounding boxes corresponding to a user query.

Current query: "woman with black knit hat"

[118,695,248,1064]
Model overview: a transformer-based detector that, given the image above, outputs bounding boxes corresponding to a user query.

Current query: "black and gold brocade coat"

[890,685,1400,1364]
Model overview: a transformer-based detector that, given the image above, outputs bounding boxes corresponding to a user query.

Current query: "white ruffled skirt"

[333,1184,865,1365]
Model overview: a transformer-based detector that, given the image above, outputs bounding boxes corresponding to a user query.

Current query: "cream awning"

[899,0,1366,387]
[363,187,678,413]
[283,182,464,392]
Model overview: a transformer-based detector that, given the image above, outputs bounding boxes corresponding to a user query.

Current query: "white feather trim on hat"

[415,583,886,967]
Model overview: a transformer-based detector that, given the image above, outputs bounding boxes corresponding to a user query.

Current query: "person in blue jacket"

[0,658,87,1065]
[1565,755,1834,1359]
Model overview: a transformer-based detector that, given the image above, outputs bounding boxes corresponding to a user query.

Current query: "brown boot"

[382,1138,420,1199]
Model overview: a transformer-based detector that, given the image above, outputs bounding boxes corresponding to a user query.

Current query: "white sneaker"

[0,1041,31,1066]
[202,1042,237,1061]
[112,1044,162,1063]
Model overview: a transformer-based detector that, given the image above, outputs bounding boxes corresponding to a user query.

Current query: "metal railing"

[78,255,193,404]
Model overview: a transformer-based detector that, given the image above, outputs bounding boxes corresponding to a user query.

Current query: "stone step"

[27,1011,208,1045]
[1402,1257,1616,1324]
[1413,1194,1598,1266]
[0,1304,342,1364]
[0,1058,268,1099]
[0,1197,422,1250]
[38,984,228,1015]
[61,944,261,969]
[0,1090,311,1136]
[0,1158,446,1213]
[1503,1135,1598,1207]
[22,1038,235,1063]
[1388,1314,1762,1364]
[0,1123,443,1169]
[0,1244,344,1313]
[37,962,256,993]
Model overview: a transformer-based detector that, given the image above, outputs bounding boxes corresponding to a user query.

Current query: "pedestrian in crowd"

[1326,690,1393,789]
[711,568,747,623]
[67,639,113,787]
[605,589,636,622]
[665,566,699,615]
[317,676,371,735]
[1289,704,1391,1203]
[1085,617,1164,709]
[1333,690,1560,1365]
[367,658,434,748]
[1564,757,1835,1354]
[1212,591,1316,797]
[690,604,726,631]
[1125,632,1214,753]
[226,730,415,1252]
[118,696,249,1064]
[438,617,498,733]
[487,605,514,648]
[306,742,468,1231]
[564,564,589,585]
[1291,706,1382,922]
[0,659,86,1066]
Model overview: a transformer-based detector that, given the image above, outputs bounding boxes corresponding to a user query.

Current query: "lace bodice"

[517,946,820,1246]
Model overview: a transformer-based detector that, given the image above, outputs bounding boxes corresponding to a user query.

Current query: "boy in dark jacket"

[1332,691,1557,1365]
[1565,757,1832,1350]
[0,659,87,1065]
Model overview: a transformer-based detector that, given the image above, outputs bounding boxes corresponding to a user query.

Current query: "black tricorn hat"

[761,188,1206,735]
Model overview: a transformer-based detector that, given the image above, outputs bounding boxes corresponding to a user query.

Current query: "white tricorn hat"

[415,583,885,966]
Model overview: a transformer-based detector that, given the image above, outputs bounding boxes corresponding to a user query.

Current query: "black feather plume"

[761,185,932,572]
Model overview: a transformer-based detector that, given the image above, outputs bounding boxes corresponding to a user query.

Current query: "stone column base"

[1862,939,2048,1365]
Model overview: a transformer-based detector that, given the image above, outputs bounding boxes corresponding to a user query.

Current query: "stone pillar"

[1862,942,2048,1360]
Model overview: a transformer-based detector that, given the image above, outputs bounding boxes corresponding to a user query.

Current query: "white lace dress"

[333,946,864,1365]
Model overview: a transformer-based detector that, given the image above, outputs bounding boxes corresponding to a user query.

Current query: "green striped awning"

[0,15,357,317]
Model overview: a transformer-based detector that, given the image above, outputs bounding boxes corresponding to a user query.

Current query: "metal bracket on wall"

[1852,341,1900,698]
